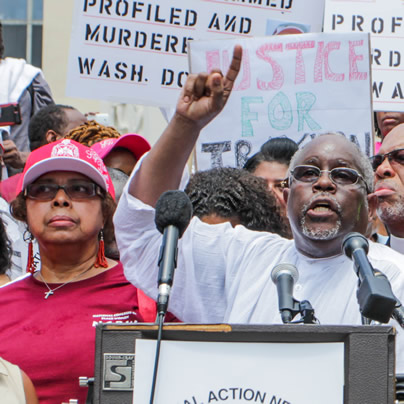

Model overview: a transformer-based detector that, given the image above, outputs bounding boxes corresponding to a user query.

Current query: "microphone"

[374,270,404,329]
[342,232,397,323]
[342,232,373,282]
[271,263,299,324]
[154,190,193,316]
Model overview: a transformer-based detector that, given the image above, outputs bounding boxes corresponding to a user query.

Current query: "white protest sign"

[133,339,344,403]
[324,0,404,112]
[188,33,373,170]
[66,0,325,107]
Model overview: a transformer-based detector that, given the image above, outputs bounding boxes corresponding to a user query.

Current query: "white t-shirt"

[114,167,404,372]
[390,235,404,255]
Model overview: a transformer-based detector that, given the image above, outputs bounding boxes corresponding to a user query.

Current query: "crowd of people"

[2,17,404,404]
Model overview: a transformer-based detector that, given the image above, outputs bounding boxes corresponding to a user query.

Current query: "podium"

[93,323,396,403]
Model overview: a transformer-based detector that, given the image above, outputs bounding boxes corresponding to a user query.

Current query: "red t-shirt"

[0,262,143,404]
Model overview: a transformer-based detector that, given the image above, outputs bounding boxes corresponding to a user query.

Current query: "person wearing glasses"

[372,123,404,253]
[0,138,148,403]
[244,137,298,219]
[114,45,404,371]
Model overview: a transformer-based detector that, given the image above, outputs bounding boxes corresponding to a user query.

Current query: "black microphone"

[342,232,374,282]
[154,190,192,316]
[342,232,397,323]
[374,270,404,329]
[271,263,299,324]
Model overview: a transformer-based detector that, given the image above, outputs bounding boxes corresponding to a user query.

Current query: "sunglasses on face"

[290,165,369,192]
[24,181,104,201]
[370,148,404,171]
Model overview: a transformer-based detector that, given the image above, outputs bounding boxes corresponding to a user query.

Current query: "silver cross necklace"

[37,263,95,299]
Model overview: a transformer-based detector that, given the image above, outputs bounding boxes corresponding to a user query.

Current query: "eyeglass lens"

[371,149,404,170]
[26,182,98,200]
[292,166,360,185]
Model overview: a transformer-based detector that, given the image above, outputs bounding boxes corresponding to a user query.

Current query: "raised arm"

[129,45,242,207]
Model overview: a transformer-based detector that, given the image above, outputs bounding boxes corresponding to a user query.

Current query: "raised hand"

[175,45,242,130]
[128,45,243,206]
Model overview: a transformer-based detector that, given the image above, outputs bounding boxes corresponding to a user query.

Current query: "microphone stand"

[284,298,318,324]
[298,300,318,324]
[149,311,165,404]
[149,190,192,403]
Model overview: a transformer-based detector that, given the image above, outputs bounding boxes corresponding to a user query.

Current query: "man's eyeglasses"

[24,181,104,201]
[290,165,369,192]
[370,148,404,171]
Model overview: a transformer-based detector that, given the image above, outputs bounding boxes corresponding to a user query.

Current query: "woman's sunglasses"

[24,181,104,201]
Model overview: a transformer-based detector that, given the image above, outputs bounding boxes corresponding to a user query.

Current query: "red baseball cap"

[18,139,115,200]
[91,133,151,161]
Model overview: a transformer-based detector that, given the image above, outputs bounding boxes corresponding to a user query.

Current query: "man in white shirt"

[114,46,404,371]
[373,123,404,253]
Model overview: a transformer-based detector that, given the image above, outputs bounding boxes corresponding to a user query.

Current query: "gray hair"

[288,133,374,193]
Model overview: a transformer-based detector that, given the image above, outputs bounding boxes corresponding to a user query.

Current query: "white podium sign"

[133,339,344,404]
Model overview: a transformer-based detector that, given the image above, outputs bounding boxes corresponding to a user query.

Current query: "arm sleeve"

[114,155,284,323]
[114,183,234,323]
[113,152,242,323]
[31,73,54,114]
[10,74,54,153]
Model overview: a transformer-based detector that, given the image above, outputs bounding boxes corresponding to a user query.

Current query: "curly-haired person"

[185,167,292,238]
[64,120,120,146]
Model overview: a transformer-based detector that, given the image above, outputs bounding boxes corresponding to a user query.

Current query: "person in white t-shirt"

[114,46,404,372]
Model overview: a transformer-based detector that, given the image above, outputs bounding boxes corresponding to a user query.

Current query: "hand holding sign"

[175,45,242,131]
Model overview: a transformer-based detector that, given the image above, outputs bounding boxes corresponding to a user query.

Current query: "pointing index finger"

[224,45,243,91]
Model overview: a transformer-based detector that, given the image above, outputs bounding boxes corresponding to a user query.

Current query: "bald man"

[373,123,404,252]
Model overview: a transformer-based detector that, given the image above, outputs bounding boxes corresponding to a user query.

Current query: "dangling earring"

[95,229,108,268]
[24,229,38,274]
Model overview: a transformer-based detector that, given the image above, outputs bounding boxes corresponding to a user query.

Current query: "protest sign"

[66,0,325,107]
[188,33,373,170]
[324,0,404,112]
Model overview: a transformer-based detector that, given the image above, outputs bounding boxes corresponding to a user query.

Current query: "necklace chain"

[37,263,95,299]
